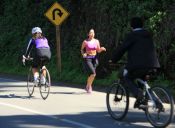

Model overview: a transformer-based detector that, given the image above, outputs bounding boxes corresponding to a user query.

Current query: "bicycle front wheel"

[27,67,35,97]
[106,82,129,120]
[146,86,174,128]
[39,68,51,100]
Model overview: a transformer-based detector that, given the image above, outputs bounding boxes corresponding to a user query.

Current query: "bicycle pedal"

[139,104,147,108]
[159,108,165,112]
[137,105,147,111]
[114,97,122,102]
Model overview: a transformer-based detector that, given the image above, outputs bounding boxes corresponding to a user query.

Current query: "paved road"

[0,77,174,128]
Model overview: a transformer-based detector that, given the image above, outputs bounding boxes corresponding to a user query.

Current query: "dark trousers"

[121,69,150,98]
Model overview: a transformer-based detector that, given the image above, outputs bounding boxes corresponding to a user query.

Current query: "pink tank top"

[85,39,98,52]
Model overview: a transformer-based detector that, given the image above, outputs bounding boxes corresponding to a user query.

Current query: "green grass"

[94,71,118,86]
[0,60,117,86]
[0,59,174,97]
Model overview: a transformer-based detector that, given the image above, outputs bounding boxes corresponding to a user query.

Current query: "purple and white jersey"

[35,38,49,48]
[25,37,50,57]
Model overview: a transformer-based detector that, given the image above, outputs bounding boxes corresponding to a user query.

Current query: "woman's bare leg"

[41,66,46,77]
[32,68,39,81]
[86,74,96,93]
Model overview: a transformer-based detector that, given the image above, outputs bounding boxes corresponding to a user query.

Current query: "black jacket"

[112,29,160,70]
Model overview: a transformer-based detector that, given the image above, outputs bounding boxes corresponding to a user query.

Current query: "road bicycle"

[23,56,51,100]
[106,67,174,128]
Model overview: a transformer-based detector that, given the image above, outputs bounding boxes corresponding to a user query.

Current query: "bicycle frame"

[106,67,174,127]
[115,85,124,101]
[25,57,51,100]
[136,78,162,108]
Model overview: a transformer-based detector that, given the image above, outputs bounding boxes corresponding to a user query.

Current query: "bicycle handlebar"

[108,60,127,66]
[22,55,33,66]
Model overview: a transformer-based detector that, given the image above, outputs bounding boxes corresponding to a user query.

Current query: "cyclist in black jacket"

[111,17,160,108]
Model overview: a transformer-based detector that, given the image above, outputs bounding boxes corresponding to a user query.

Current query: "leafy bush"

[0,0,175,89]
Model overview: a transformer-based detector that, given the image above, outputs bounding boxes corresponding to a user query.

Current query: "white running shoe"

[40,75,46,85]
[34,76,39,83]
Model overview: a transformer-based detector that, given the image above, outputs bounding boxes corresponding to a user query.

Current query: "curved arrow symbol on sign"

[52,9,63,20]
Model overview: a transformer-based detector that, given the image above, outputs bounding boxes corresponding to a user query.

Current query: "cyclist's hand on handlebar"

[108,60,112,63]
[108,60,114,65]
[22,55,27,59]
[108,60,114,66]
[22,55,26,66]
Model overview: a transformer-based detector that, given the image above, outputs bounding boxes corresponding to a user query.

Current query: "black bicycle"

[106,68,174,128]
[23,56,51,100]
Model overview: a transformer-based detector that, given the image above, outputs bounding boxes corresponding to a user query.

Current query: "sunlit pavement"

[0,77,174,128]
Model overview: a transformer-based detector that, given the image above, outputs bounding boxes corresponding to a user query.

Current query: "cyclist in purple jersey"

[23,27,51,83]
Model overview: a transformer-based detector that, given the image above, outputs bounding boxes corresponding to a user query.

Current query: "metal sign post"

[56,25,61,74]
[45,2,69,75]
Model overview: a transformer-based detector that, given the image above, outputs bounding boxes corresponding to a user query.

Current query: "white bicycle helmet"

[31,27,42,34]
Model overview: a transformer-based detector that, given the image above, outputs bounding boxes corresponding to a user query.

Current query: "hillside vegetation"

[0,0,175,88]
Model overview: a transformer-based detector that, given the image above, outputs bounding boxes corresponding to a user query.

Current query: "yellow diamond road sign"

[45,2,69,26]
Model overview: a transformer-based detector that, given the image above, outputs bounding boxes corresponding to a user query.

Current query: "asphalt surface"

[0,74,174,128]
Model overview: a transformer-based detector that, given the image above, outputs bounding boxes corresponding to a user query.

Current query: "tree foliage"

[0,0,175,81]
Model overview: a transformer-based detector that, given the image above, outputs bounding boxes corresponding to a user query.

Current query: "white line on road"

[0,77,96,128]
[0,102,95,128]
[0,102,58,119]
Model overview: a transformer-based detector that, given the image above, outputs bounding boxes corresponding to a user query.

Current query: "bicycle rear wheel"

[146,86,174,128]
[27,67,35,97]
[39,68,50,100]
[106,82,129,120]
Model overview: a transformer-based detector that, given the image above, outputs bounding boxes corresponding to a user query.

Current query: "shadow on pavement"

[0,111,157,128]
[0,94,29,99]
[0,111,174,128]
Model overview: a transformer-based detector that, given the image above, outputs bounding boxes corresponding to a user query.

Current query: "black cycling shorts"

[32,48,51,68]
